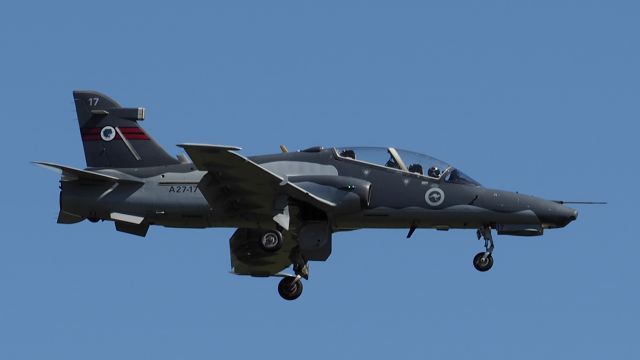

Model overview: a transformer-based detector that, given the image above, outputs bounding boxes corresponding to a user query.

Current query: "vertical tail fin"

[73,90,179,168]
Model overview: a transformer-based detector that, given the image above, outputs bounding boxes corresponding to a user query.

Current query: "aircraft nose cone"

[532,199,578,228]
[569,209,578,222]
[551,204,578,227]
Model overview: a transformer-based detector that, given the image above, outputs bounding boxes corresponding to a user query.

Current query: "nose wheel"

[473,252,493,272]
[278,276,303,300]
[474,226,494,272]
[276,256,309,301]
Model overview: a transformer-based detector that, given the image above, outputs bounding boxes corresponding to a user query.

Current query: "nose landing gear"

[276,256,309,300]
[474,226,494,272]
[278,275,304,300]
[473,252,493,272]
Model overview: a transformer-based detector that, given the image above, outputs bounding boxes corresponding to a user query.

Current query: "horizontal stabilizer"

[57,210,84,224]
[32,161,143,184]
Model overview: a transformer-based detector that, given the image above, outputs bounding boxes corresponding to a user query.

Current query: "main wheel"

[473,252,494,272]
[278,276,303,301]
[259,230,283,252]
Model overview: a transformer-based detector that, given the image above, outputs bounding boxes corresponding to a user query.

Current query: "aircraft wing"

[177,144,335,229]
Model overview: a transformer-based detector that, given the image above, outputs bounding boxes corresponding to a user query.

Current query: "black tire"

[259,230,283,252]
[473,252,494,272]
[278,276,303,301]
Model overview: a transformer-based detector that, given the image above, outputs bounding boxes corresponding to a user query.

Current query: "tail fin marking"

[73,90,179,168]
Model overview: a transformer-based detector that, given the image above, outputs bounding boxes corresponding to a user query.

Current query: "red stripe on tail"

[81,127,150,141]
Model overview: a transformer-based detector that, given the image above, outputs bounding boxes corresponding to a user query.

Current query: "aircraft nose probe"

[553,200,606,224]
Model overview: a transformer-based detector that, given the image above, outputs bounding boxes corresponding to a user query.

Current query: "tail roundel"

[73,90,179,168]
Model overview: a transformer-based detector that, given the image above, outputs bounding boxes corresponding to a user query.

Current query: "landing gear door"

[298,222,332,261]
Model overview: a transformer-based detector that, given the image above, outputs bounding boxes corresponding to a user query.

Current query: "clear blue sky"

[1,1,637,359]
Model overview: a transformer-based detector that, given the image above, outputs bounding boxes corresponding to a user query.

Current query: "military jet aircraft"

[35,90,584,300]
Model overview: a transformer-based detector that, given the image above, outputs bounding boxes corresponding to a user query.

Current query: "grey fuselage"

[60,147,577,234]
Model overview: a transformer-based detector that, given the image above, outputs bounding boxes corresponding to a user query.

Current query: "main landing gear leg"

[473,226,494,272]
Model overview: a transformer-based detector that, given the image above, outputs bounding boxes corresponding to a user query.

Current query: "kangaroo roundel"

[100,126,116,142]
[425,187,445,206]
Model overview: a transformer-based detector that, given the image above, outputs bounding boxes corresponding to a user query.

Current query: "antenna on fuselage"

[279,145,289,153]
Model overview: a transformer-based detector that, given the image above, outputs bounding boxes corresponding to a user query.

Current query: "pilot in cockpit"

[428,166,441,178]
[340,149,356,159]
[408,164,423,175]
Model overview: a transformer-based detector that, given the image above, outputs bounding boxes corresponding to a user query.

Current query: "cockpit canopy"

[335,146,481,186]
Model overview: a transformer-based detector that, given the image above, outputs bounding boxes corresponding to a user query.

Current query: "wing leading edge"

[177,144,335,229]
